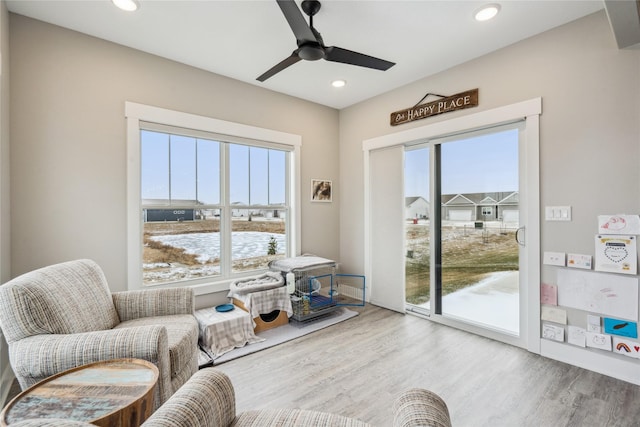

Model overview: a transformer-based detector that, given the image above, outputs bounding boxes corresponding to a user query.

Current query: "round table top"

[1,358,159,426]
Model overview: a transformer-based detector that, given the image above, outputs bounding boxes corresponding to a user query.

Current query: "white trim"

[363,98,541,151]
[541,339,640,385]
[363,98,541,351]
[362,148,371,303]
[125,102,301,292]
[125,102,301,148]
[523,113,541,354]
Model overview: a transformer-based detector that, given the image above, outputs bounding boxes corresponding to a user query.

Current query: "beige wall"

[0,1,9,282]
[9,14,340,291]
[338,10,640,276]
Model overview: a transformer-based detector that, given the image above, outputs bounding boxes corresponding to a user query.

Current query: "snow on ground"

[421,271,519,334]
[144,231,287,283]
[149,231,286,263]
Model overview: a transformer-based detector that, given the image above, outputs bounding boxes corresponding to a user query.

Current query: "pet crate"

[269,255,365,322]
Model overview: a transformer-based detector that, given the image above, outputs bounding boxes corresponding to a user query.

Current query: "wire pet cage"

[269,255,365,322]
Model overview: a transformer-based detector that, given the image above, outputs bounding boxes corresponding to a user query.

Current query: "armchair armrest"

[142,368,236,427]
[112,287,195,322]
[392,388,452,427]
[9,325,172,405]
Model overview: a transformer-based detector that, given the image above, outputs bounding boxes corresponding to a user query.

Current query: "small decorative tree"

[267,236,278,255]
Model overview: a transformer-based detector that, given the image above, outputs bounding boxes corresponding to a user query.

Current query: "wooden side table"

[1,358,158,427]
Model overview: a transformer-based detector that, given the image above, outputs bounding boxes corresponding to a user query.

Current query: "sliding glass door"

[405,123,523,336]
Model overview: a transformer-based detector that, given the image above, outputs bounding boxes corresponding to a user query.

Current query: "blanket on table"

[268,255,336,273]
[227,272,284,295]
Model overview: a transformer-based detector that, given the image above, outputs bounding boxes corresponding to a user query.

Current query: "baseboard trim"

[541,339,640,385]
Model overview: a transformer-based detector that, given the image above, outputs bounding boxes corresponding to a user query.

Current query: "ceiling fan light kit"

[257,0,395,82]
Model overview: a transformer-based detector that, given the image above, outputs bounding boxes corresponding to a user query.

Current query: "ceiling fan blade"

[257,52,302,82]
[276,0,318,43]
[324,46,395,71]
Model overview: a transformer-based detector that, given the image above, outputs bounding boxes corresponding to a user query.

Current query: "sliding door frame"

[363,98,541,353]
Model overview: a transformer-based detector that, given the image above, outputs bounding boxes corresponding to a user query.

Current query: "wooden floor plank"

[216,304,640,427]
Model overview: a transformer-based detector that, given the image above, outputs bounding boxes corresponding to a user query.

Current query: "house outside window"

[126,103,301,292]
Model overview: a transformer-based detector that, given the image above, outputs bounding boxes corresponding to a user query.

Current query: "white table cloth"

[195,306,265,359]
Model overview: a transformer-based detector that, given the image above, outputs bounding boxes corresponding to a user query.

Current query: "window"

[126,103,301,292]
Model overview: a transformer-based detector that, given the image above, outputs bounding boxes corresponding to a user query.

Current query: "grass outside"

[405,222,519,305]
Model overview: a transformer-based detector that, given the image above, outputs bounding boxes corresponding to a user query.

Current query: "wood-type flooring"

[216,304,640,427]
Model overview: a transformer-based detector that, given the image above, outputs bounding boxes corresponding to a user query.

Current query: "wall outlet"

[543,251,566,266]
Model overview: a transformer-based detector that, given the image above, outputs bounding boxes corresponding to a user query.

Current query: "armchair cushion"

[115,314,198,379]
[112,287,195,321]
[0,259,118,342]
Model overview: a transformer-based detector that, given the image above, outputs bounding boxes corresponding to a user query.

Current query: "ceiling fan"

[257,0,395,82]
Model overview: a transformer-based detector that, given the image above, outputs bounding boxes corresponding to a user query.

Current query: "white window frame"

[126,102,302,295]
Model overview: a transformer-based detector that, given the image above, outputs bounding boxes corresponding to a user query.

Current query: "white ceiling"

[6,0,606,109]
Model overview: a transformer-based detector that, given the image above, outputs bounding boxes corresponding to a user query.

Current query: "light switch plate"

[545,206,572,221]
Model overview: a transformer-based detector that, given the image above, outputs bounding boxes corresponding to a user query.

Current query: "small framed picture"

[311,179,332,202]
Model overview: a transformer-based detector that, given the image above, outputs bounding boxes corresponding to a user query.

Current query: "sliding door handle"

[515,226,525,247]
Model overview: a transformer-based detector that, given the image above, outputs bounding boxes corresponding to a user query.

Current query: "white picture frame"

[311,179,332,202]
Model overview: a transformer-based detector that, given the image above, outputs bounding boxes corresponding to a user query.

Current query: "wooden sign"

[390,89,479,126]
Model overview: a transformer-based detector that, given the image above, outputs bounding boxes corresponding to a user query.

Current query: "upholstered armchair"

[8,368,453,427]
[0,259,199,408]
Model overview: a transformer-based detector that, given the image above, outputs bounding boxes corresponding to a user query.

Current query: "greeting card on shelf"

[585,332,612,351]
[567,253,592,269]
[542,323,564,342]
[598,215,640,235]
[603,317,638,339]
[612,337,640,359]
[540,283,558,305]
[594,235,637,275]
[568,326,586,347]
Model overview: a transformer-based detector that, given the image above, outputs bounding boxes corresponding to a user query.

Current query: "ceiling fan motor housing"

[298,43,325,60]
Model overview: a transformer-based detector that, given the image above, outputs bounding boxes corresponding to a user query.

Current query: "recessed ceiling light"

[112,0,139,12]
[474,4,500,22]
[332,79,346,88]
